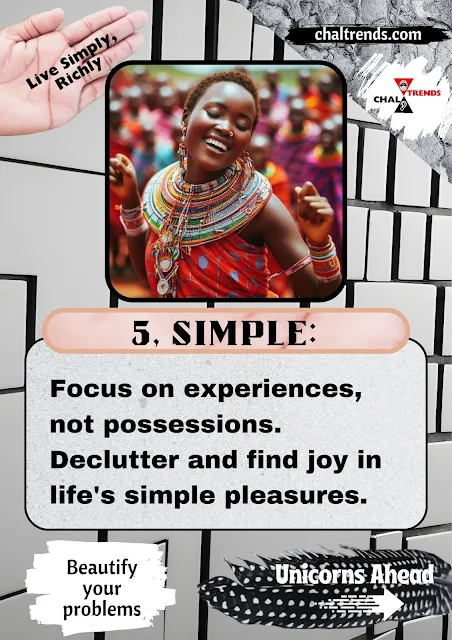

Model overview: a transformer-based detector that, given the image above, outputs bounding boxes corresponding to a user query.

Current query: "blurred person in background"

[132,65,149,87]
[110,101,134,276]
[306,73,342,122]
[154,72,170,90]
[149,85,183,142]
[297,69,317,99]
[122,85,146,138]
[110,71,341,299]
[272,98,320,207]
[253,87,282,138]
[142,83,158,113]
[247,133,291,211]
[264,68,289,104]
[176,81,192,109]
[304,120,343,258]
[132,122,177,191]
[168,117,183,161]
[110,101,133,155]
[247,133,294,298]
[331,113,343,150]
[132,122,156,192]
[287,86,300,102]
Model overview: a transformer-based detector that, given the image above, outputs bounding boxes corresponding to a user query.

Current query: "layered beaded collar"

[142,154,271,297]
[173,163,237,195]
[143,155,271,247]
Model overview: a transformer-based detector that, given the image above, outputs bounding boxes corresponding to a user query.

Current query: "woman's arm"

[127,230,150,283]
[246,195,319,297]
[109,154,148,283]
[243,182,342,298]
[295,182,342,298]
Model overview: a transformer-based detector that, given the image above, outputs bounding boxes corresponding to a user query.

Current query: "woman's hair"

[184,71,261,130]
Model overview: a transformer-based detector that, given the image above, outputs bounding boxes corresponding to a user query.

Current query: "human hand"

[295,182,334,247]
[0,7,148,135]
[110,153,140,207]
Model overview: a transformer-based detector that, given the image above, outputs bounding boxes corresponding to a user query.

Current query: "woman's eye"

[206,111,221,118]
[236,123,249,132]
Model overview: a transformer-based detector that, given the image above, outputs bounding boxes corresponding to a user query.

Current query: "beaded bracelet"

[118,204,149,238]
[269,253,312,281]
[306,236,341,282]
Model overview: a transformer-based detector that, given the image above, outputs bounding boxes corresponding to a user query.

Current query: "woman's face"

[184,82,256,177]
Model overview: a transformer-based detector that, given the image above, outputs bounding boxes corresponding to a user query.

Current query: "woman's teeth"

[204,138,228,152]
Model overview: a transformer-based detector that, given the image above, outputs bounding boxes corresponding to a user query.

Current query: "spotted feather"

[199,548,452,629]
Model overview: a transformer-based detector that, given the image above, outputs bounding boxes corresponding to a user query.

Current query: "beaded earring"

[242,150,254,174]
[178,125,187,174]
[239,150,254,198]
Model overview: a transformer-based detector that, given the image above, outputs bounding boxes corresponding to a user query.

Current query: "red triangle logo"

[394,78,414,94]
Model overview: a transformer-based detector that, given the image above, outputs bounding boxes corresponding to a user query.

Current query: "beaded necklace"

[143,154,271,298]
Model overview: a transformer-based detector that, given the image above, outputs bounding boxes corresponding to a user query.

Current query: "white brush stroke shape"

[26,540,176,637]
[357,54,452,140]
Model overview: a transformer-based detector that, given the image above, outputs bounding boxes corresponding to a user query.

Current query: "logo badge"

[394,78,414,113]
[394,78,414,95]
[394,97,413,113]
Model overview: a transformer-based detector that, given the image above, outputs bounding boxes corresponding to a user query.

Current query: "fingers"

[111,154,133,175]
[305,204,332,224]
[296,186,332,224]
[304,198,330,209]
[295,186,307,222]
[109,159,124,186]
[4,8,65,42]
[60,6,127,46]
[78,19,143,109]
[304,198,333,214]
[79,33,144,88]
[296,184,315,222]
[69,10,148,62]
[301,181,319,197]
[295,183,316,211]
[110,157,125,174]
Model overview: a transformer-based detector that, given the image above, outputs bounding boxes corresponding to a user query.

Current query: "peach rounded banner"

[43,308,409,354]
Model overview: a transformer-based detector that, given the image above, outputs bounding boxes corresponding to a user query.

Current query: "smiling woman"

[109,69,343,300]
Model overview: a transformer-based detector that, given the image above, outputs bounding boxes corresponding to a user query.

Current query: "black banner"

[287,26,450,45]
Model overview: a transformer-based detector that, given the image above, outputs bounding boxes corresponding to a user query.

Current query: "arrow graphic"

[319,588,404,621]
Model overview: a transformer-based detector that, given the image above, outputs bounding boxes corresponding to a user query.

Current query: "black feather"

[199,548,452,629]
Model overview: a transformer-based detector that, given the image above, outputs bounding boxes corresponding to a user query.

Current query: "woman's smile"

[203,135,232,154]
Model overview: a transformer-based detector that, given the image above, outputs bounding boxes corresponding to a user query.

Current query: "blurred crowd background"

[109,64,343,298]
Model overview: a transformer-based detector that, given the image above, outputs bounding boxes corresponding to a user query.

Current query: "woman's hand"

[109,154,141,208]
[0,7,147,135]
[295,182,334,247]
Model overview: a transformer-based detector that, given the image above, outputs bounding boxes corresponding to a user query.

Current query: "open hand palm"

[0,7,147,135]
